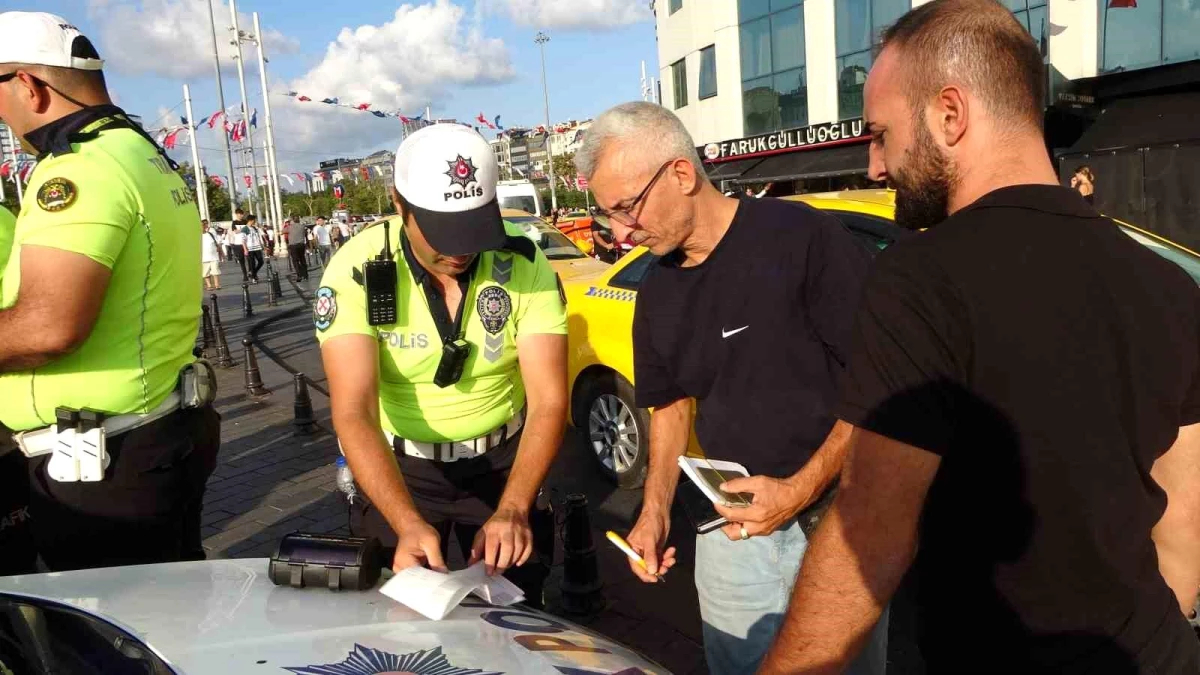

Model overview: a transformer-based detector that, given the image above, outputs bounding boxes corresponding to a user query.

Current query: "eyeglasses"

[0,72,18,85]
[597,161,672,227]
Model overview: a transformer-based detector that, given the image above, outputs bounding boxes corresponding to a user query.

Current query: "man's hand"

[626,508,676,583]
[469,505,533,575]
[715,475,813,540]
[393,517,447,573]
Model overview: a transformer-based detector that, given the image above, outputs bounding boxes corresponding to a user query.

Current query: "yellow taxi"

[564,189,1200,488]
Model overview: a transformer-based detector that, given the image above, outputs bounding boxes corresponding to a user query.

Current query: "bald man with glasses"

[576,102,885,675]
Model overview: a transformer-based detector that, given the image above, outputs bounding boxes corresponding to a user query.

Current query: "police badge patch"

[314,286,338,332]
[477,286,512,335]
[36,177,78,212]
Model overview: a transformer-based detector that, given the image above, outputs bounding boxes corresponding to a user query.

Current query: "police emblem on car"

[314,286,338,332]
[285,644,498,675]
[477,286,512,335]
[36,177,78,212]
[444,154,483,201]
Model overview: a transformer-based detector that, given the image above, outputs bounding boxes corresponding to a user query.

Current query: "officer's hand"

[715,475,809,540]
[469,506,532,576]
[393,518,447,573]
[626,509,675,583]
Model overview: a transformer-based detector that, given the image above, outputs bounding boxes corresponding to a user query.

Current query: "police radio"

[364,219,398,326]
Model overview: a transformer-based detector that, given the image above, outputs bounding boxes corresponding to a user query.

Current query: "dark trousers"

[247,249,264,281]
[231,247,248,281]
[351,431,552,608]
[0,450,36,576]
[19,406,221,572]
[288,243,309,281]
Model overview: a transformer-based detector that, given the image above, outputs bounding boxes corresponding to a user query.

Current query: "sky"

[17,0,660,177]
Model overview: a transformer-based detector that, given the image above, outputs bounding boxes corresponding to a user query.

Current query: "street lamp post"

[206,0,238,212]
[535,31,558,213]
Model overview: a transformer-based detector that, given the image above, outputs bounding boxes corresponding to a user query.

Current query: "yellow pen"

[606,530,665,580]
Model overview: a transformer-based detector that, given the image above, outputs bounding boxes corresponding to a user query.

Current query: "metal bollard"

[200,304,215,357]
[292,373,318,434]
[241,283,253,318]
[560,493,605,615]
[214,324,235,368]
[266,270,279,306]
[270,265,285,300]
[242,338,270,398]
[209,293,223,327]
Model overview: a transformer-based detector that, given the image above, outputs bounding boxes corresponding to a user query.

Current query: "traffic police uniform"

[0,204,34,576]
[315,134,567,602]
[0,15,220,571]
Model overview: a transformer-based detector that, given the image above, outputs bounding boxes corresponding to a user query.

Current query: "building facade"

[656,0,1200,249]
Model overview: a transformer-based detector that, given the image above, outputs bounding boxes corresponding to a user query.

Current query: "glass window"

[1000,0,1027,10]
[1100,0,1163,72]
[739,0,772,21]
[771,0,802,10]
[743,76,779,135]
[1028,6,1048,45]
[871,0,909,41]
[771,7,805,72]
[609,252,661,290]
[774,67,808,129]
[1164,0,1200,63]
[837,51,872,119]
[699,45,718,100]
[671,58,688,109]
[740,16,772,79]
[669,0,683,14]
[835,0,872,55]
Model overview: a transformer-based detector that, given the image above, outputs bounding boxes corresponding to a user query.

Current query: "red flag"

[476,112,495,129]
[211,175,224,187]
[163,129,182,150]
[0,161,11,178]
[333,185,345,200]
[356,103,371,110]
[399,115,410,123]
[361,167,370,181]
[244,175,252,188]
[1108,0,1137,6]
[208,110,225,128]
[298,95,311,102]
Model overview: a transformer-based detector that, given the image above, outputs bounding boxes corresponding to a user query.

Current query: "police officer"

[318,124,567,605]
[0,203,33,576]
[0,12,220,572]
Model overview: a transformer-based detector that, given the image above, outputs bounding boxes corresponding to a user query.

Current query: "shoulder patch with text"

[477,285,513,335]
[36,177,78,212]
[314,286,338,331]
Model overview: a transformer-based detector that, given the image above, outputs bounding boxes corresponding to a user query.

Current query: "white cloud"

[481,0,652,29]
[85,0,299,79]
[168,0,515,176]
[287,0,514,111]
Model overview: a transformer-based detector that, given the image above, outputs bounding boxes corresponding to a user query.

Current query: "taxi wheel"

[578,374,649,489]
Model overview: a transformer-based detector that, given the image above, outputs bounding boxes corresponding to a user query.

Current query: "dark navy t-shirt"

[632,196,871,478]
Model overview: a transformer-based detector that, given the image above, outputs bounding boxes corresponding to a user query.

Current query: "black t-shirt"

[633,197,871,477]
[838,185,1200,673]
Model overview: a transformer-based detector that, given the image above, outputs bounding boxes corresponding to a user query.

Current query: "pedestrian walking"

[758,2,1200,673]
[318,124,567,608]
[243,214,265,283]
[287,214,309,281]
[229,208,249,282]
[0,12,220,573]
[577,102,883,675]
[202,219,223,291]
[312,216,333,267]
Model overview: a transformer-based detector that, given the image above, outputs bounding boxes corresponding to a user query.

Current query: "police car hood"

[0,559,669,675]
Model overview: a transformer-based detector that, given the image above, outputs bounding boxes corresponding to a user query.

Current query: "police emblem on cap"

[445,154,479,189]
[314,286,338,332]
[36,177,78,212]
[477,286,512,335]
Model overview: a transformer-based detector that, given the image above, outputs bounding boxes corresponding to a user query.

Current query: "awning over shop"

[1065,91,1200,154]
[730,142,868,185]
[703,156,764,181]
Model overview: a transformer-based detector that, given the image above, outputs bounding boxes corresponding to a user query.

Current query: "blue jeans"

[695,519,889,675]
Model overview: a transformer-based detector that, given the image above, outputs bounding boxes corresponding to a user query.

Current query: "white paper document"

[379,562,525,620]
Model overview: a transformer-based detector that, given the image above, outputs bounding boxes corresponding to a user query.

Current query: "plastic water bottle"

[335,456,357,505]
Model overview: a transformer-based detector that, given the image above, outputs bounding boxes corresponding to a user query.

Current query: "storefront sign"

[701,118,868,162]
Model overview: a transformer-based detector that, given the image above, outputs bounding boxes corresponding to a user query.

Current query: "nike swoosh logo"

[722,326,749,338]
